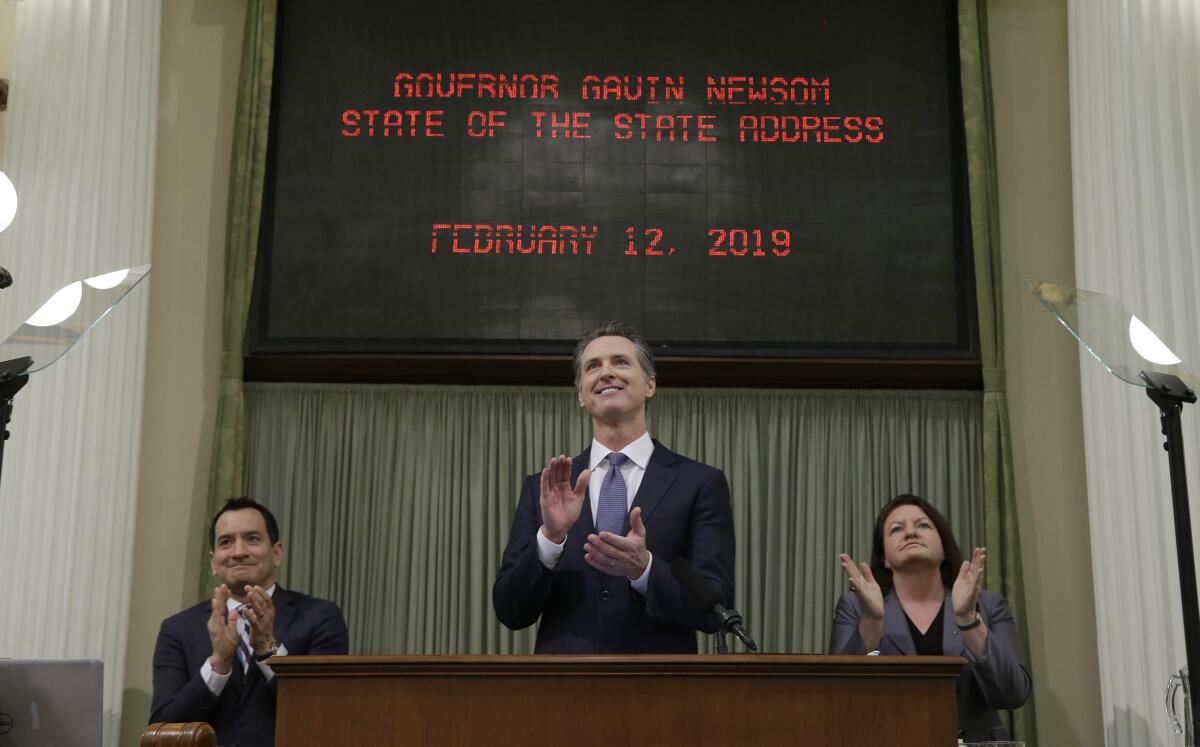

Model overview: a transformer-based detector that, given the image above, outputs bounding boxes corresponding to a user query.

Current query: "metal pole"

[1146,373,1200,741]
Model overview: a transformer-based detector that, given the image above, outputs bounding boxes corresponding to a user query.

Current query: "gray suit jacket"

[829,589,1032,741]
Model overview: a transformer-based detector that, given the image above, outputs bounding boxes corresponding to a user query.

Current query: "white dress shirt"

[536,432,655,593]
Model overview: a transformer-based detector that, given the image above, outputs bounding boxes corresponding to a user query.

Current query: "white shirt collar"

[589,431,654,470]
[225,583,277,612]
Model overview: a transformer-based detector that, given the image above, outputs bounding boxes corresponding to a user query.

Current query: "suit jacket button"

[600,590,610,601]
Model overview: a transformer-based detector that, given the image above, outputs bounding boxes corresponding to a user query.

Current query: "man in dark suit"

[150,497,348,747]
[493,321,735,653]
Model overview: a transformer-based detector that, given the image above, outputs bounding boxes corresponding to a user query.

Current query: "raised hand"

[839,553,884,621]
[952,546,987,624]
[584,506,650,579]
[539,454,590,544]
[206,584,240,674]
[241,585,277,655]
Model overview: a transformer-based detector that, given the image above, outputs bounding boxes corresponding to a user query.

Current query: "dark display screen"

[249,0,976,360]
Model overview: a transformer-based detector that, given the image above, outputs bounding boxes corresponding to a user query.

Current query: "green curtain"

[959,0,1035,742]
[201,0,277,599]
[244,383,984,656]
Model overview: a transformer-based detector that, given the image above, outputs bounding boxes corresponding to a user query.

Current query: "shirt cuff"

[629,552,653,594]
[200,658,231,696]
[536,527,565,569]
[255,642,288,681]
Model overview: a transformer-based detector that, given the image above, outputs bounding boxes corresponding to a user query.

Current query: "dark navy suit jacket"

[830,589,1032,740]
[493,441,735,653]
[150,587,348,747]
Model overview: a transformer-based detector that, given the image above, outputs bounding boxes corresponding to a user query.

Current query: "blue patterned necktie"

[235,604,254,672]
[594,452,628,535]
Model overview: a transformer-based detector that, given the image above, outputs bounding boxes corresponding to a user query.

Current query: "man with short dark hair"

[493,321,736,652]
[150,497,348,747]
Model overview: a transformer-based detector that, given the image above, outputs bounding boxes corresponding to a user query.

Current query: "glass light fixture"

[0,265,151,371]
[1129,315,1182,365]
[25,281,83,327]
[83,268,130,290]
[0,171,16,234]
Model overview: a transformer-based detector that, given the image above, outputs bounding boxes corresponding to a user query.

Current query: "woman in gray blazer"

[830,494,1032,742]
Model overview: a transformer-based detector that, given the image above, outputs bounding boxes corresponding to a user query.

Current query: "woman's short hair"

[869,493,964,594]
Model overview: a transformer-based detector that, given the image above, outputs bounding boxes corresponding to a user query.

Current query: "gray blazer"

[829,589,1032,741]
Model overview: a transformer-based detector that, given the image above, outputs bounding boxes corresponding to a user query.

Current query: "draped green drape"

[959,0,1035,741]
[201,0,277,599]
[244,383,985,655]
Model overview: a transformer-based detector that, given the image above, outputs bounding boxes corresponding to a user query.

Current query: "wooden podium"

[269,655,964,746]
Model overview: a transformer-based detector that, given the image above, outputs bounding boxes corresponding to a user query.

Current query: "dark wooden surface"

[271,654,965,746]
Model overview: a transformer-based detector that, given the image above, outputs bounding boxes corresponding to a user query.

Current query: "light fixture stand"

[1142,369,1200,741]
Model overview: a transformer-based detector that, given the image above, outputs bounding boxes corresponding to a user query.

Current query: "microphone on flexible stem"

[670,557,759,653]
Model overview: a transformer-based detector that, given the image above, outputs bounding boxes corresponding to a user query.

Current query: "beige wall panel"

[990,0,1104,744]
[119,1,244,744]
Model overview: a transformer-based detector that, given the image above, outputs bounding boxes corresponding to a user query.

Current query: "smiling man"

[150,497,348,747]
[493,321,735,652]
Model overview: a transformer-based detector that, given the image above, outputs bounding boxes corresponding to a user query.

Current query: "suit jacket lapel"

[883,592,917,655]
[630,440,678,526]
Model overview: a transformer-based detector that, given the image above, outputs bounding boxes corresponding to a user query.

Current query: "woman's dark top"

[904,605,945,655]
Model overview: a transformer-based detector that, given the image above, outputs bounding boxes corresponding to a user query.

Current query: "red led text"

[706,76,831,105]
[393,72,560,101]
[581,75,685,103]
[529,111,591,139]
[738,115,884,143]
[341,109,445,137]
[613,113,717,142]
[466,110,508,137]
[708,228,792,256]
[430,224,599,255]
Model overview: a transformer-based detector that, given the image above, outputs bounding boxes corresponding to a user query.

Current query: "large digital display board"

[249,0,976,363]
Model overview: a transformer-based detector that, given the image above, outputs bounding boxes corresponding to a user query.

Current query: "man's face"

[576,335,656,423]
[209,508,284,593]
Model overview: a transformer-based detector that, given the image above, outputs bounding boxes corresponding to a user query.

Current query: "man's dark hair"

[572,320,657,389]
[868,493,964,595]
[209,496,281,549]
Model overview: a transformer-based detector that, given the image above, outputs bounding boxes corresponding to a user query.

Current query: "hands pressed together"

[206,583,277,674]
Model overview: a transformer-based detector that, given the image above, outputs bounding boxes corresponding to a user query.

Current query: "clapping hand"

[838,553,884,621]
[585,506,650,579]
[952,546,986,624]
[206,584,240,674]
[539,454,590,544]
[240,584,277,656]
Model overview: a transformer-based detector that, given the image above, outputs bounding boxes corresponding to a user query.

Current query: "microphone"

[670,557,759,653]
[0,267,11,289]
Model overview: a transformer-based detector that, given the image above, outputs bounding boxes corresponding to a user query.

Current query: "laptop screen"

[0,659,102,746]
